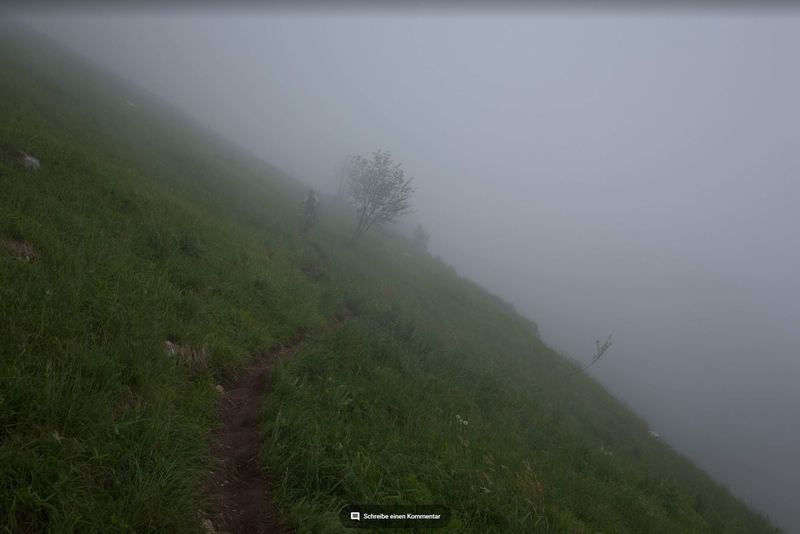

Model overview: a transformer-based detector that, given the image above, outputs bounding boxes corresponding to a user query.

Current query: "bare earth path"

[204,310,355,534]
[204,342,298,534]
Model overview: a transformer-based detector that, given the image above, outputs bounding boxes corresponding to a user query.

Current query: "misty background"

[14,12,800,532]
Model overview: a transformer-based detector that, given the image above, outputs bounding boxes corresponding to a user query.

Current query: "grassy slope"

[0,26,779,533]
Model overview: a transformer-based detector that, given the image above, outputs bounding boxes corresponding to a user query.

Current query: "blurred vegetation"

[412,223,430,251]
[0,24,781,533]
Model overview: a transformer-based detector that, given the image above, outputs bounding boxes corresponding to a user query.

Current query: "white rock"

[20,151,40,170]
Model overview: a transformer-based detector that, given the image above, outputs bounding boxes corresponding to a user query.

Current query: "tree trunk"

[350,212,367,244]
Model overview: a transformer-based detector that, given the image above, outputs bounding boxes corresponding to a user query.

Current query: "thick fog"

[19,13,800,532]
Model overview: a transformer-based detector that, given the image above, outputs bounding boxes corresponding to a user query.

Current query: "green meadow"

[0,25,780,533]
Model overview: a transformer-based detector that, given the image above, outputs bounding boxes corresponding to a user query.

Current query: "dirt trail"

[204,342,296,534]
[204,311,355,534]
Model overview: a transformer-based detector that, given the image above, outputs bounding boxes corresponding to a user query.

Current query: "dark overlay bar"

[340,505,451,529]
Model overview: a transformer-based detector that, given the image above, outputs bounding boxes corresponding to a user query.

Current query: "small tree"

[565,336,613,378]
[412,224,430,251]
[347,150,414,243]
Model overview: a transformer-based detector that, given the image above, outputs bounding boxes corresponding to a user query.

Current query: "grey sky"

[20,13,800,531]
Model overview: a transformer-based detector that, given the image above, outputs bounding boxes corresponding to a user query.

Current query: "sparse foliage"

[347,150,414,243]
[590,335,613,370]
[568,335,613,378]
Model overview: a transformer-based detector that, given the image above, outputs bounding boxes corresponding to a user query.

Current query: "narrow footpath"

[204,342,296,534]
[204,310,355,533]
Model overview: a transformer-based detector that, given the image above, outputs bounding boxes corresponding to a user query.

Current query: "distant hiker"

[303,188,320,221]
[300,188,320,232]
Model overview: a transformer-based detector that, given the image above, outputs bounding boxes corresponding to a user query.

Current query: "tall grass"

[0,24,781,533]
